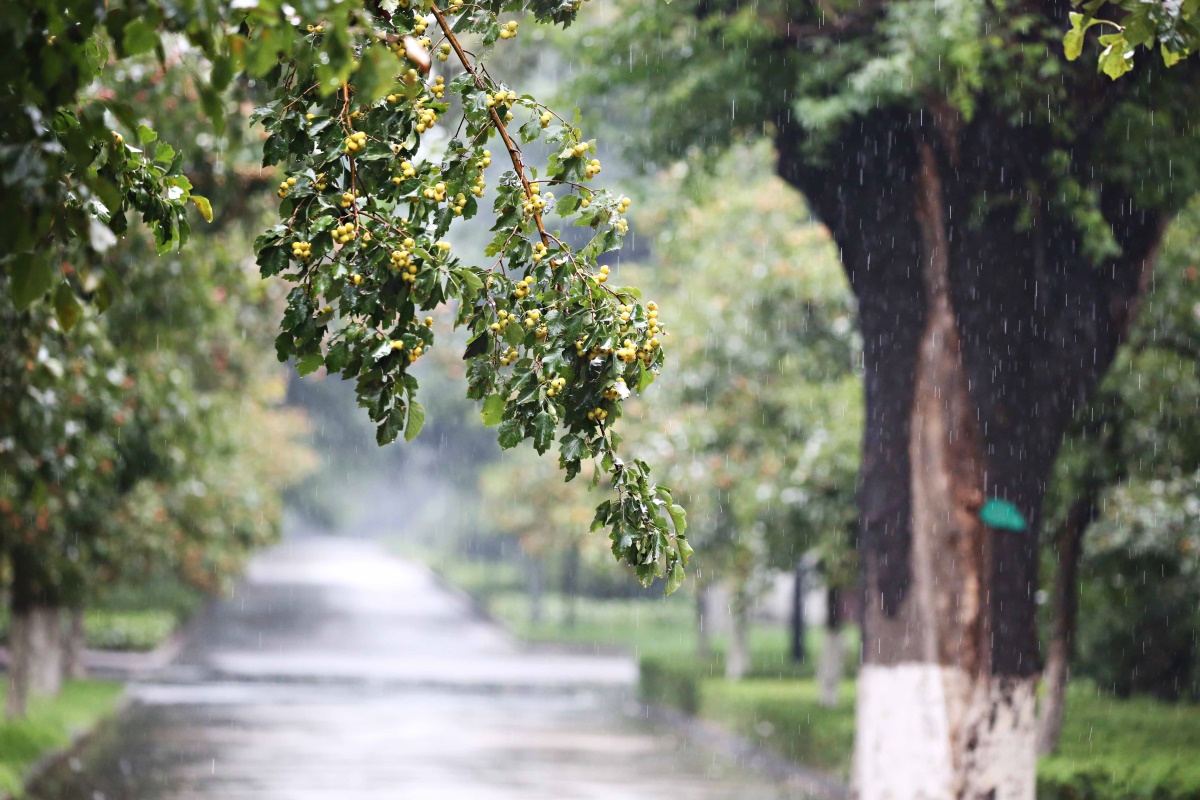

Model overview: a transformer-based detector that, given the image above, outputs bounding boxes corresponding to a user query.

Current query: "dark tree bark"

[791,560,806,663]
[1036,495,1096,756]
[775,97,1165,797]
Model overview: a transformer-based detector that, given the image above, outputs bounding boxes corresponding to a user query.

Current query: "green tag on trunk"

[979,498,1027,532]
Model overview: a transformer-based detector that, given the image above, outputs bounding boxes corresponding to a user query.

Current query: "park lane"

[32,536,806,799]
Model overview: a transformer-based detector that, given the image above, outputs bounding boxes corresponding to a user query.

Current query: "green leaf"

[665,560,685,595]
[481,394,505,427]
[52,282,83,331]
[137,124,158,144]
[667,503,687,538]
[8,255,55,308]
[122,19,159,57]
[497,417,524,449]
[295,352,324,376]
[190,195,214,223]
[405,400,426,442]
[979,498,1027,532]
[533,411,555,454]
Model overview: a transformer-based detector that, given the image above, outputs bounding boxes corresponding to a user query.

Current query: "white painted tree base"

[853,664,1036,800]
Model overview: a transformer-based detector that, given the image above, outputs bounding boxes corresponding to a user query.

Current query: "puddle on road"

[32,683,810,800]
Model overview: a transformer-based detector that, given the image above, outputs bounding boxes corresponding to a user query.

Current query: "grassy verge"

[0,680,124,796]
[644,654,1200,799]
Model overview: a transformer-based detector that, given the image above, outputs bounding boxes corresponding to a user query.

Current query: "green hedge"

[641,657,1200,799]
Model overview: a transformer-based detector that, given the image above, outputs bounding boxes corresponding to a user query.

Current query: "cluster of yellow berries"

[291,240,313,261]
[616,196,631,214]
[584,158,602,179]
[430,76,446,99]
[477,149,493,169]
[305,23,326,33]
[277,175,298,198]
[522,184,548,216]
[616,303,635,325]
[434,240,452,254]
[545,376,568,397]
[531,242,548,262]
[314,172,327,190]
[498,346,520,366]
[587,407,609,422]
[438,42,452,62]
[596,265,610,284]
[390,246,414,271]
[416,104,438,133]
[344,130,368,154]
[450,192,467,214]
[341,189,359,208]
[568,141,590,159]
[498,20,519,39]
[471,172,486,198]
[576,340,613,360]
[413,18,428,35]
[349,273,364,286]
[423,181,448,202]
[614,218,629,235]
[523,308,541,327]
[490,309,514,334]
[486,89,517,121]
[399,160,417,179]
[646,301,661,336]
[602,377,627,401]
[540,111,553,128]
[615,338,642,364]
[513,274,536,299]
[332,223,358,244]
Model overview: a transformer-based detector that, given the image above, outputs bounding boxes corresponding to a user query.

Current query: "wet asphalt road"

[34,537,804,799]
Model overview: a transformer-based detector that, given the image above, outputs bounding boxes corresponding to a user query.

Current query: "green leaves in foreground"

[1064,2,1199,78]
[255,1,688,592]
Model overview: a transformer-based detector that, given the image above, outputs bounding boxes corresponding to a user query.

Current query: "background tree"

[1038,196,1200,752]
[577,1,1200,795]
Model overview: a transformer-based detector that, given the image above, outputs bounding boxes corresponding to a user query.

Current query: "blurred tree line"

[0,48,313,718]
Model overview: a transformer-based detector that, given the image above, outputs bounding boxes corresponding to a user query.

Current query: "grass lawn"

[0,680,124,796]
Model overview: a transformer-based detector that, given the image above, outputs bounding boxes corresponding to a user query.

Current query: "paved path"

[34,536,807,800]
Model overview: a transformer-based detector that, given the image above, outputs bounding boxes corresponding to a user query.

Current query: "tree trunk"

[725,586,750,681]
[695,582,712,659]
[775,101,1164,798]
[791,560,807,663]
[63,606,88,681]
[6,606,64,717]
[7,545,65,718]
[819,586,844,707]
[1037,495,1095,755]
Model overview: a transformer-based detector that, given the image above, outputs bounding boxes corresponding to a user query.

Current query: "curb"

[641,702,850,800]
[0,691,130,800]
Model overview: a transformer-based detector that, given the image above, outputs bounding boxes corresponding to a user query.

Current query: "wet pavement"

[34,536,808,799]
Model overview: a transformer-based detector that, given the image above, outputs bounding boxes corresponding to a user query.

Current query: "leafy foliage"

[1064,0,1199,78]
[252,1,686,588]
